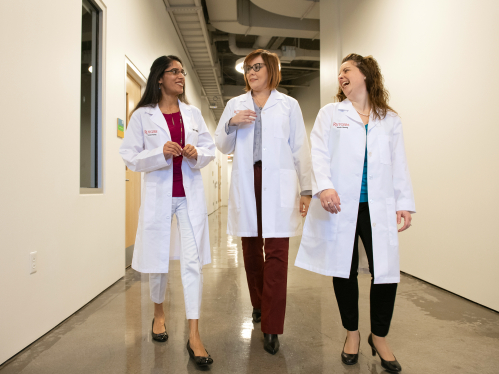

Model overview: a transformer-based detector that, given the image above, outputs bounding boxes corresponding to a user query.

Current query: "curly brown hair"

[335,53,397,120]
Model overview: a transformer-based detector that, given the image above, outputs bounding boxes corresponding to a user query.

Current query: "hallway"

[1,207,498,374]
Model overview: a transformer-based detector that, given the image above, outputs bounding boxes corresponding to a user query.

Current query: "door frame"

[124,57,146,267]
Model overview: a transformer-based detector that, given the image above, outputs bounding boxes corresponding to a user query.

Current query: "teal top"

[359,124,368,203]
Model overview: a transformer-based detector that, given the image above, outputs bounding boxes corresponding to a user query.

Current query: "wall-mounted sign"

[117,118,124,138]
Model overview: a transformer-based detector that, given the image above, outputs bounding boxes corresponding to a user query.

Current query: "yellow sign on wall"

[117,118,124,138]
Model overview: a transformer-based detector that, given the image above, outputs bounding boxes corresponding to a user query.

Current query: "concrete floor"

[1,207,498,374]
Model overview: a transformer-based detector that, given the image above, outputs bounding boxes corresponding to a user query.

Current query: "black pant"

[332,203,397,337]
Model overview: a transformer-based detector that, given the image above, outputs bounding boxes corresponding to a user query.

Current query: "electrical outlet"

[29,251,37,274]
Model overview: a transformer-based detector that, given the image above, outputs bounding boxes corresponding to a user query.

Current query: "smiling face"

[158,60,185,97]
[245,55,269,92]
[338,60,367,100]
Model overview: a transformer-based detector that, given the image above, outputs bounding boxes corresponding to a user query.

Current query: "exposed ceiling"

[164,0,321,121]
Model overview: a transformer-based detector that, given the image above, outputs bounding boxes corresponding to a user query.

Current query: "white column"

[320,0,342,107]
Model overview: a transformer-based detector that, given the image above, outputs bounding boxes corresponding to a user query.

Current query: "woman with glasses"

[120,55,215,367]
[215,49,312,355]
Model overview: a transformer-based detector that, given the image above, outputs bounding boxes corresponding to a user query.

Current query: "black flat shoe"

[341,332,360,365]
[186,340,213,367]
[263,333,280,355]
[252,308,261,323]
[151,319,168,342]
[368,333,402,372]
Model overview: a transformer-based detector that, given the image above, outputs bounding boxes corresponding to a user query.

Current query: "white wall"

[289,75,321,139]
[0,0,219,364]
[321,0,499,310]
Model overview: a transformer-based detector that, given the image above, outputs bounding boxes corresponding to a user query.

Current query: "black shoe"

[263,333,280,355]
[368,333,402,372]
[341,332,360,365]
[151,319,168,342]
[186,340,213,367]
[252,308,261,323]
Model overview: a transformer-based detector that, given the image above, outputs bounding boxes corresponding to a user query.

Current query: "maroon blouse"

[163,112,186,197]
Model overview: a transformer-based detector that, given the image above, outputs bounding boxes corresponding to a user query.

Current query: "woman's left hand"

[182,144,198,160]
[397,210,412,232]
[300,195,312,217]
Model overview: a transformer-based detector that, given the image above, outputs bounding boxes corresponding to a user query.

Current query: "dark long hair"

[335,53,397,120]
[133,55,189,114]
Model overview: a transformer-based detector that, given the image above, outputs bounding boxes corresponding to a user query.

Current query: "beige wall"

[0,0,220,364]
[321,0,499,310]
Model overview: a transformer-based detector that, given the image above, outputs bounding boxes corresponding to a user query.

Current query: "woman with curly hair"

[295,54,415,372]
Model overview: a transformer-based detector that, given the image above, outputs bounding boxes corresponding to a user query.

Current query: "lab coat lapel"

[340,99,364,125]
[262,89,282,110]
[241,91,254,110]
[147,105,171,140]
[179,100,195,143]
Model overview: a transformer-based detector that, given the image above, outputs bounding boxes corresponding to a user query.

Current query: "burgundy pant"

[241,163,289,335]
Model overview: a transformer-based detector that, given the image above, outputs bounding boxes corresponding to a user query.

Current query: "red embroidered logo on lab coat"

[333,122,349,129]
[144,130,157,136]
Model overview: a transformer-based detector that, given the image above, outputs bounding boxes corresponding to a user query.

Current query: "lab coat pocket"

[273,114,290,139]
[144,182,157,227]
[386,197,399,246]
[378,135,392,165]
[280,169,299,208]
[186,128,199,145]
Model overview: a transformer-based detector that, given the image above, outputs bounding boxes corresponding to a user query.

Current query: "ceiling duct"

[206,0,320,39]
[228,34,319,62]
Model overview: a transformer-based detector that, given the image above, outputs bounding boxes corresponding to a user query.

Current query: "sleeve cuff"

[225,119,237,135]
[300,190,312,196]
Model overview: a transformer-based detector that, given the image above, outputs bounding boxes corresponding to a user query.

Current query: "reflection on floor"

[1,207,498,374]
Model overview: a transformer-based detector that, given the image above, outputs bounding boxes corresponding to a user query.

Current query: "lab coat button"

[263,148,266,151]
[369,152,372,157]
[369,175,373,180]
[264,167,267,171]
[373,222,376,227]
[264,187,267,191]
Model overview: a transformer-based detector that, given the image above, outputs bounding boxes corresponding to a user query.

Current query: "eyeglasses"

[164,68,187,77]
[244,63,265,74]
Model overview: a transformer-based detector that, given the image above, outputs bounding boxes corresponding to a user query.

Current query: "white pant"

[149,197,203,320]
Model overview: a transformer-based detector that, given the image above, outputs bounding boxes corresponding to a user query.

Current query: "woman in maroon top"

[120,55,216,367]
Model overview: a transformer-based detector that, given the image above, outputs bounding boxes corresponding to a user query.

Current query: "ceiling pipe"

[253,35,273,49]
[228,33,281,56]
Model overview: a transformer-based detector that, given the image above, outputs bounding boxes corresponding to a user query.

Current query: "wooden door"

[125,74,142,267]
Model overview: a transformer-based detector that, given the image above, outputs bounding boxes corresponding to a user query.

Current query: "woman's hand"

[397,211,412,232]
[229,110,256,126]
[182,144,198,160]
[163,141,182,159]
[300,195,312,217]
[320,189,341,214]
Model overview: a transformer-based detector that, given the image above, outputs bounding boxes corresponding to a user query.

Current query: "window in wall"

[80,0,102,189]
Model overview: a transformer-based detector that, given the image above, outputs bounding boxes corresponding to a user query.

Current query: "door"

[125,74,142,267]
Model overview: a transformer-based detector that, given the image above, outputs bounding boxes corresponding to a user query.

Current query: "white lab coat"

[119,101,215,273]
[295,100,415,284]
[215,90,312,238]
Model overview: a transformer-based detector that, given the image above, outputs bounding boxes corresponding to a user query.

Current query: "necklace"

[252,94,269,110]
[356,109,370,117]
[169,112,183,146]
